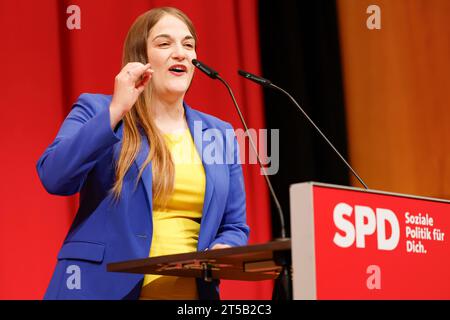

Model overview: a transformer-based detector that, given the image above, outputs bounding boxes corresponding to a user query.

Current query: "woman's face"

[147,14,197,99]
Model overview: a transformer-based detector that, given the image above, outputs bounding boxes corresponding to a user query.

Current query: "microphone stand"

[215,75,286,239]
[236,68,370,300]
[238,69,369,190]
[192,59,292,300]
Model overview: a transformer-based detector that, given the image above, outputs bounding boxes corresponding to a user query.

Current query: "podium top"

[107,239,291,281]
[297,181,450,204]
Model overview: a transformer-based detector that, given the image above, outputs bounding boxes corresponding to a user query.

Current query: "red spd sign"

[290,183,450,299]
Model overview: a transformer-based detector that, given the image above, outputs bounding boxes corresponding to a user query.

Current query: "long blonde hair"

[111,7,198,205]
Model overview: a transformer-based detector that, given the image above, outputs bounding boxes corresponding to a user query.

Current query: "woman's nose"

[171,44,186,60]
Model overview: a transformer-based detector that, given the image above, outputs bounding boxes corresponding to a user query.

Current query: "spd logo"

[333,203,400,250]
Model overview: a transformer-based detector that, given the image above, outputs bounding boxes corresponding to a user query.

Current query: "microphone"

[192,59,287,240]
[192,59,219,79]
[238,69,272,87]
[238,69,369,190]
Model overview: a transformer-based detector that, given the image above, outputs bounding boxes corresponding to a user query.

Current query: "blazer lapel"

[115,105,215,247]
[184,103,216,239]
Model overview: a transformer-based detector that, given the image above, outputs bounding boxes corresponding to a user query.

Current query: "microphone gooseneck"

[193,59,287,240]
[238,69,369,190]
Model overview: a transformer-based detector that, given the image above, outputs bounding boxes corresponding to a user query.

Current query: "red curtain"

[0,0,272,299]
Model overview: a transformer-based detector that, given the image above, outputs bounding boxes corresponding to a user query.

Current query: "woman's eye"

[184,43,194,49]
[158,43,170,47]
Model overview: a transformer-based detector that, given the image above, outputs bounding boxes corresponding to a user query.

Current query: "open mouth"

[169,64,187,74]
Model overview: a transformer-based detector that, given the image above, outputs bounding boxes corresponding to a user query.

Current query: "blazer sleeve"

[209,123,250,248]
[36,93,121,195]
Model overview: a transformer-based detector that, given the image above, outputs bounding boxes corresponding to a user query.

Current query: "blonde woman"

[37,7,249,300]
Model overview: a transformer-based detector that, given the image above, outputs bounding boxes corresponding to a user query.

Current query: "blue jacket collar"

[126,101,216,249]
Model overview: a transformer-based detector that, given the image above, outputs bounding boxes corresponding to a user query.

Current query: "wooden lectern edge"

[106,238,291,278]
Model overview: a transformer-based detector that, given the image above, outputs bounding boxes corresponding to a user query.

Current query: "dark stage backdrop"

[259,1,351,239]
[0,0,272,300]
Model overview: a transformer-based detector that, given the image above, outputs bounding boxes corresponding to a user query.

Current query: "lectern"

[107,238,292,298]
[290,182,450,299]
[107,182,450,299]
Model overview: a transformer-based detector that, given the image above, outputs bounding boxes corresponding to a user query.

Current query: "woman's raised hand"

[109,62,153,128]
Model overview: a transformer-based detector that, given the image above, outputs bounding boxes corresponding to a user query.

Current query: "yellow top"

[139,129,205,300]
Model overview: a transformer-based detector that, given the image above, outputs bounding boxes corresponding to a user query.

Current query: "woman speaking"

[37,7,249,300]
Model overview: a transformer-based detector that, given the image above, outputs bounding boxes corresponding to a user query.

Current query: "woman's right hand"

[109,62,153,128]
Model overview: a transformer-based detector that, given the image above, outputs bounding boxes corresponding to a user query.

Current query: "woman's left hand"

[211,243,231,250]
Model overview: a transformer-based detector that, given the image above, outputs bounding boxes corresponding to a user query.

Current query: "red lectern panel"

[290,182,450,299]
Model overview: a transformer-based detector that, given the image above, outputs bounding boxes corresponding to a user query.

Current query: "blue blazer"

[37,93,249,300]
